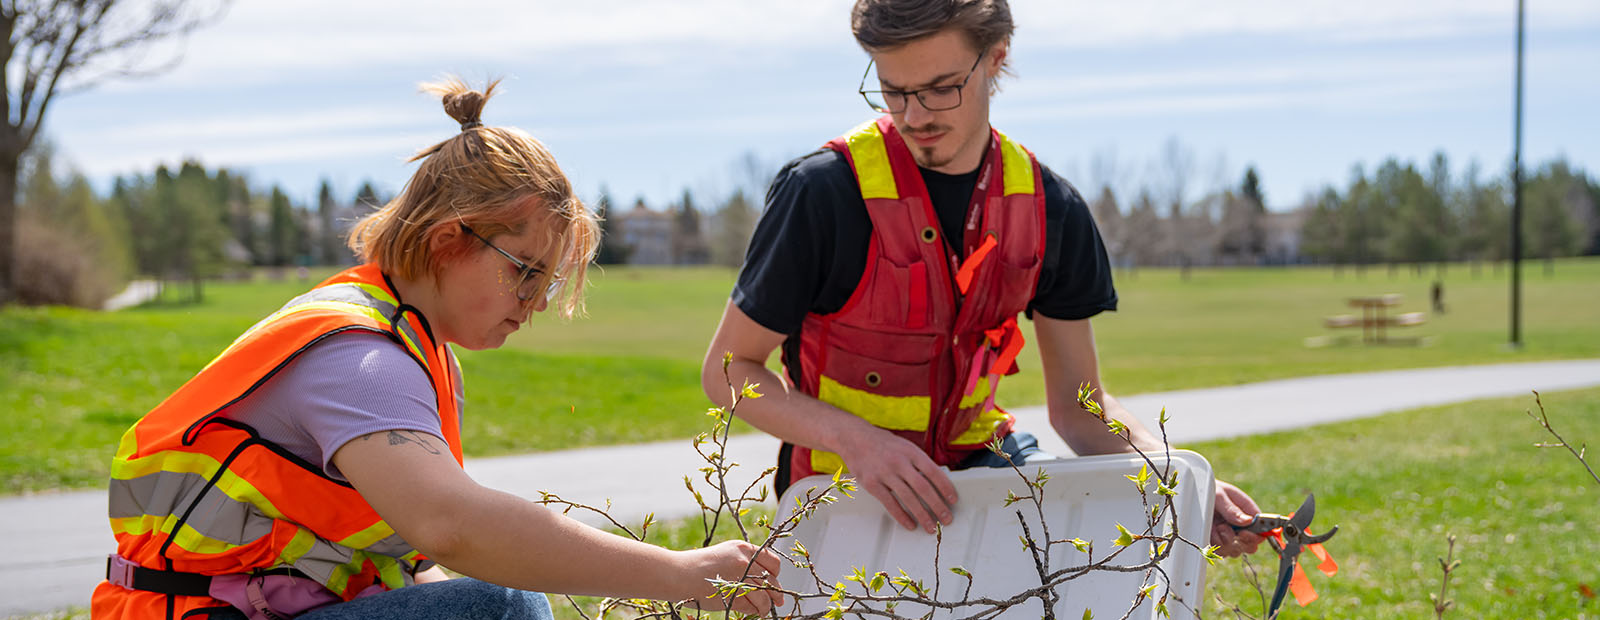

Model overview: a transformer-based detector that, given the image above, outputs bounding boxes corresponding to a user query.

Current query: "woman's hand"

[676,540,784,616]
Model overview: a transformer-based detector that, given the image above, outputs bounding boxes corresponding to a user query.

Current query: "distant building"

[616,199,674,265]
[1263,209,1307,265]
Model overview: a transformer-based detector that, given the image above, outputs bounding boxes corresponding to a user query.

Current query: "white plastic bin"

[775,450,1215,620]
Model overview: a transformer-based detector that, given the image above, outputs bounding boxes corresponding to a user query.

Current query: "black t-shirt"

[732,147,1117,337]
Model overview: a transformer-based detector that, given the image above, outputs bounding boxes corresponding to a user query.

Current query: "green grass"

[3,259,1598,495]
[561,388,1600,620]
[1196,387,1600,619]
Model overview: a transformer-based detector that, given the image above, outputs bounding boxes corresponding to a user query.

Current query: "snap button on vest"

[865,371,882,387]
[920,226,938,243]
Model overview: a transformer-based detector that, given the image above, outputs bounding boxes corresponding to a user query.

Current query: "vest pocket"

[817,341,934,433]
[865,259,931,329]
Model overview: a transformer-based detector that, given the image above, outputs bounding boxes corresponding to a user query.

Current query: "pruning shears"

[1232,493,1340,618]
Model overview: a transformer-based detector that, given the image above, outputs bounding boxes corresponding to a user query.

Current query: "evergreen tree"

[593,186,632,265]
[173,161,229,301]
[268,187,296,267]
[671,188,709,265]
[318,179,342,265]
[355,182,382,212]
[711,189,756,268]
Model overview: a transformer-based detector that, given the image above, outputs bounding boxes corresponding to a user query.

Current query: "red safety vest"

[92,264,464,620]
[785,116,1046,482]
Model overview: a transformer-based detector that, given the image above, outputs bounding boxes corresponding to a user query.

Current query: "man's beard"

[911,145,954,169]
[904,123,954,169]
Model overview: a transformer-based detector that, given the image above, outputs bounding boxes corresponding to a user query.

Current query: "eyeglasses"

[459,222,562,303]
[858,51,986,114]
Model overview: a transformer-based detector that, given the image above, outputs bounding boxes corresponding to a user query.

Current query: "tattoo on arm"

[363,430,442,455]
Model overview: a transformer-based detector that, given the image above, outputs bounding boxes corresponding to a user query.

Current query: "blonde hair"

[348,76,600,319]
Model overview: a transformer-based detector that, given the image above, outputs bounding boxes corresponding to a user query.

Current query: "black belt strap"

[106,557,304,597]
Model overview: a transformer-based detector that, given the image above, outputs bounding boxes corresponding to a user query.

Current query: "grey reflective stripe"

[293,282,430,374]
[286,283,398,317]
[109,472,272,544]
[108,470,424,588]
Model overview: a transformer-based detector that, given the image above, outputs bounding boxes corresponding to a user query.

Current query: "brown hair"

[851,0,1015,88]
[348,76,600,319]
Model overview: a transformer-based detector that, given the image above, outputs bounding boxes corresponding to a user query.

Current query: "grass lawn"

[3,259,1597,495]
[547,388,1600,620]
[1196,387,1600,619]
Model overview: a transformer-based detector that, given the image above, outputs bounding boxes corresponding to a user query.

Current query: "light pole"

[1509,0,1525,349]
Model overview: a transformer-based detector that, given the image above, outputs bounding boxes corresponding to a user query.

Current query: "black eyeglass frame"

[458,222,561,303]
[857,50,987,114]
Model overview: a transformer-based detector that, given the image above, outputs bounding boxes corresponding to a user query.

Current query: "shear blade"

[1288,493,1316,532]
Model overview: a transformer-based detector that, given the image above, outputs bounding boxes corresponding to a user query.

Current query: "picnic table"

[1323,294,1427,344]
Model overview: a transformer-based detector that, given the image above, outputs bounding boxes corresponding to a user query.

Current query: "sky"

[48,0,1600,212]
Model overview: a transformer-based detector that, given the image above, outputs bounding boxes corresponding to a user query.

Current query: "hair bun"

[421,76,500,132]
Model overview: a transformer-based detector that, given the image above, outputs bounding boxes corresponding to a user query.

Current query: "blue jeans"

[958,431,1053,469]
[205,578,552,620]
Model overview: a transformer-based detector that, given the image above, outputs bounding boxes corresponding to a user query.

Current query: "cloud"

[98,0,1600,93]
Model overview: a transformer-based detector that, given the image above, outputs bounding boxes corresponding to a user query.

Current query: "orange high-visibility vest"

[92,264,464,619]
[785,116,1046,484]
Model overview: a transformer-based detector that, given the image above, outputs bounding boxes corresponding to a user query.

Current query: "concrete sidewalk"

[6,358,1598,617]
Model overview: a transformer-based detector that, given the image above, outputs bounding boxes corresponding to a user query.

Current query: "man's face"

[867,29,1003,174]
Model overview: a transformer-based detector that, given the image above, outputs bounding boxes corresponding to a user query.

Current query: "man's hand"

[839,427,959,533]
[1210,480,1265,557]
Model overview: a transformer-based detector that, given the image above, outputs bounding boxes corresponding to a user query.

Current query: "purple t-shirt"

[220,331,463,481]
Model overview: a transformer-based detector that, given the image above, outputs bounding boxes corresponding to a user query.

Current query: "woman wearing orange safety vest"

[92,77,783,620]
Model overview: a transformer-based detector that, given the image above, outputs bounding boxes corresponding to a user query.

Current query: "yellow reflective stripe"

[336,520,398,551]
[810,450,846,477]
[325,562,353,595]
[110,514,249,556]
[111,447,222,482]
[952,409,1009,445]
[204,301,396,371]
[112,451,291,522]
[350,282,399,307]
[276,527,318,566]
[817,375,930,432]
[114,426,140,462]
[110,514,169,537]
[995,130,1035,197]
[958,378,992,410]
[952,379,1007,444]
[389,320,428,370]
[368,553,408,590]
[844,120,898,200]
[169,522,248,555]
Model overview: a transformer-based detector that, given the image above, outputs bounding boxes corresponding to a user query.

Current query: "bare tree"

[1152,136,1197,278]
[0,0,227,304]
[1089,185,1125,269]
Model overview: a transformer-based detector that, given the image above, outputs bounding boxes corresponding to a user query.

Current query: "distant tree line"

[14,151,378,307]
[1086,140,1599,278]
[594,154,767,270]
[1298,155,1598,274]
[12,143,1598,309]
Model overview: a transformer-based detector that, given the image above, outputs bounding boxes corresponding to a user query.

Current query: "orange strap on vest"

[954,233,998,295]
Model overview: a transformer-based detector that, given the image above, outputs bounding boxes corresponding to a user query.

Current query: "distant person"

[93,78,781,620]
[1431,280,1446,314]
[701,0,1264,558]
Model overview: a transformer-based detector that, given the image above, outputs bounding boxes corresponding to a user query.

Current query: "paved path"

[5,359,1598,617]
[102,280,159,311]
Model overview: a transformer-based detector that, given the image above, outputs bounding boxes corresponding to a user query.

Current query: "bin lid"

[775,450,1215,620]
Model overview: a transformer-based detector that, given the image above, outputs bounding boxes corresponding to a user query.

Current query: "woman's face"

[431,210,564,351]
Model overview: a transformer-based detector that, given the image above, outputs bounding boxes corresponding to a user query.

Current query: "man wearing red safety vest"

[702,0,1264,558]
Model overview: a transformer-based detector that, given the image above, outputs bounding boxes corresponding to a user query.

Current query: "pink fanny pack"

[107,554,384,619]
